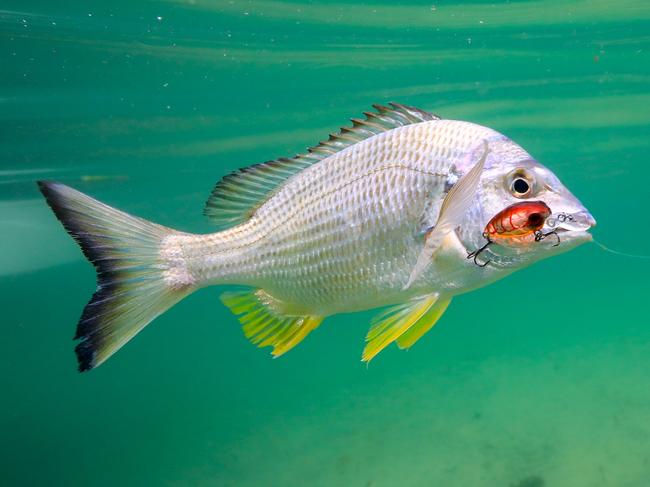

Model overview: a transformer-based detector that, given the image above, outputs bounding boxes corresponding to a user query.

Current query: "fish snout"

[546,209,595,232]
[584,211,597,228]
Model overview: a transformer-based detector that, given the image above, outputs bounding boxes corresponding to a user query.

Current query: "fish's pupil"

[513,178,530,194]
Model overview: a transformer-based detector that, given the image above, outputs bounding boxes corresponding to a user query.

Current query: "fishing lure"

[467,201,558,267]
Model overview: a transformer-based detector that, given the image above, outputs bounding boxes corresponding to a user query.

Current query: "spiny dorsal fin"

[362,294,450,362]
[204,103,441,227]
[221,289,323,357]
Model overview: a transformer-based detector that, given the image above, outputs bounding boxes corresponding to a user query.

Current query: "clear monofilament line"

[594,240,650,259]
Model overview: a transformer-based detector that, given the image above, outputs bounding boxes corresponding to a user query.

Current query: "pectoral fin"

[362,294,447,362]
[221,290,323,357]
[403,140,489,289]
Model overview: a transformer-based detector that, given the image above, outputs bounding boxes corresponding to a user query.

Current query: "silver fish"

[38,103,595,371]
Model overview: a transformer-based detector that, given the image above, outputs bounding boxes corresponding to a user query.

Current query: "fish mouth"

[545,211,596,244]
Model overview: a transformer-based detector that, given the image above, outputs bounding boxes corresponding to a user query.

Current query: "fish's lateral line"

[205,163,449,256]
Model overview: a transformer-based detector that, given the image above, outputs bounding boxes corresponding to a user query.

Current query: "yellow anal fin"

[221,290,323,357]
[362,294,445,362]
[396,297,451,350]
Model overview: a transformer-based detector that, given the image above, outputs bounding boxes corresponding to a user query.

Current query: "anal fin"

[221,289,323,357]
[362,294,450,362]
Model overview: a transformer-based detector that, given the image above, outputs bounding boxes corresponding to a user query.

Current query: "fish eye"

[513,178,530,194]
[507,169,535,198]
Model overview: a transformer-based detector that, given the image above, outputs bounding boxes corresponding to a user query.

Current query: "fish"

[38,103,596,371]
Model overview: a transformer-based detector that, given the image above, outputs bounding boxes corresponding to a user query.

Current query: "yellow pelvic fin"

[396,297,451,350]
[362,294,449,362]
[220,289,323,357]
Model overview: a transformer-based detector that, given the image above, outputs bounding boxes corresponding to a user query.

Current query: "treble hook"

[534,230,561,246]
[467,237,492,267]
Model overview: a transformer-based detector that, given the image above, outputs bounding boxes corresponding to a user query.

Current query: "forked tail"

[38,181,193,371]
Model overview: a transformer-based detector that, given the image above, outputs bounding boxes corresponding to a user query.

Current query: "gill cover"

[404,140,489,289]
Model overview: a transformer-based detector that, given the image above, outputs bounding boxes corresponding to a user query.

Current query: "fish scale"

[180,120,498,313]
[38,103,595,370]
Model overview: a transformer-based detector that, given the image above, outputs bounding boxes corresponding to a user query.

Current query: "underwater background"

[2,1,650,486]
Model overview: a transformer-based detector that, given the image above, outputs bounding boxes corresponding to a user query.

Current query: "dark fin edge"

[203,102,441,228]
[38,181,111,370]
[38,181,181,371]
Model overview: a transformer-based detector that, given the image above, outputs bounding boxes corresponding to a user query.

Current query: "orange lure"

[485,201,551,244]
[468,201,557,267]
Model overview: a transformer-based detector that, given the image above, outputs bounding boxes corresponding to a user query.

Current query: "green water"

[2,1,649,486]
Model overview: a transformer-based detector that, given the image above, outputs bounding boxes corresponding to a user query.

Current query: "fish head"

[457,138,596,269]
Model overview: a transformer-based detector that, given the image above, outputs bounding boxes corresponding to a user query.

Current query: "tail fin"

[38,181,192,372]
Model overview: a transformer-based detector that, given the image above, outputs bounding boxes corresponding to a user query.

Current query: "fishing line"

[548,212,650,259]
[593,240,650,259]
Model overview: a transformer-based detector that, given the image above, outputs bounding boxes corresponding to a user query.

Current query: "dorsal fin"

[204,103,441,227]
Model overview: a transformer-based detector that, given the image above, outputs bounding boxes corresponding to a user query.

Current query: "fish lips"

[543,211,597,245]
